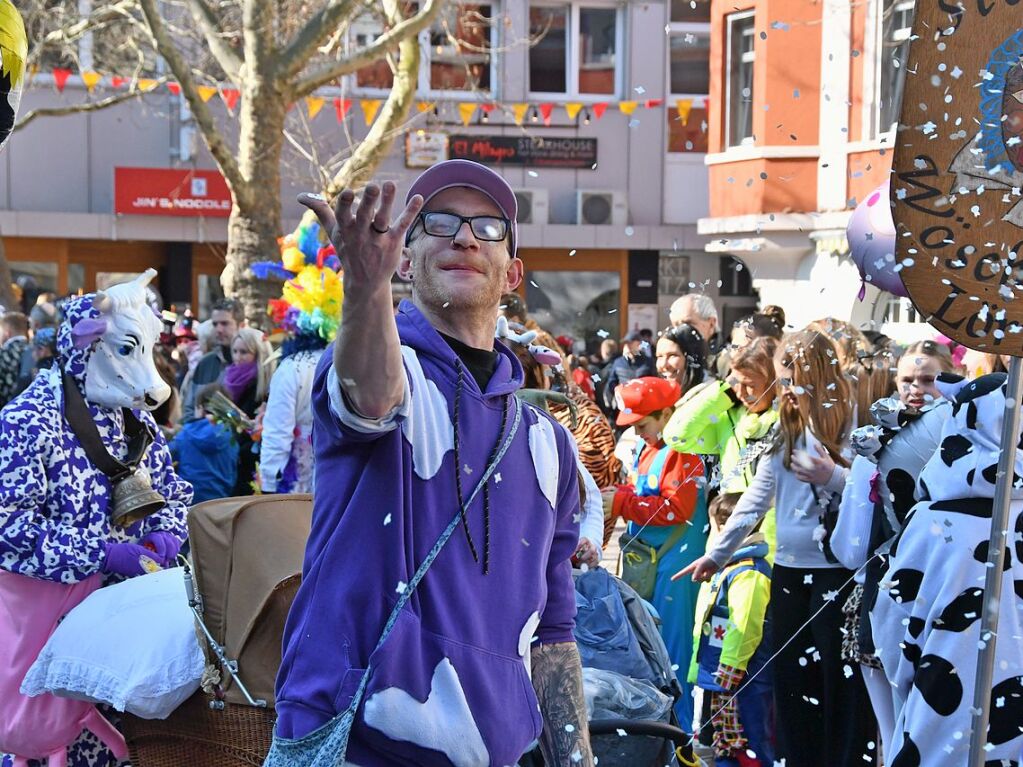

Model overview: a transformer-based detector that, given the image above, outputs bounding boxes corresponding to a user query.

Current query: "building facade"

[700,0,926,337]
[7,0,761,346]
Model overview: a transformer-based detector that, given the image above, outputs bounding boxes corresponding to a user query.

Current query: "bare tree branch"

[293,0,442,100]
[14,79,165,131]
[136,0,246,193]
[37,0,138,52]
[275,0,361,83]
[183,0,243,81]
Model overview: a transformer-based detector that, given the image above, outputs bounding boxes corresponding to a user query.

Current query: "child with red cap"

[610,376,708,727]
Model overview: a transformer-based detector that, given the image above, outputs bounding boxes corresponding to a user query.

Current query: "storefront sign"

[893,8,1023,354]
[405,131,450,168]
[114,168,232,217]
[450,135,597,168]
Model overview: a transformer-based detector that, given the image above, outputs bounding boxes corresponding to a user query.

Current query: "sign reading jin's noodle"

[893,4,1023,356]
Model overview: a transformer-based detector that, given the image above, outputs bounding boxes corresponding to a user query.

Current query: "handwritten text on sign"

[892,9,1023,354]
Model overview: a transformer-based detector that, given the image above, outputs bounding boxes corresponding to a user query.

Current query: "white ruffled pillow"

[21,566,204,719]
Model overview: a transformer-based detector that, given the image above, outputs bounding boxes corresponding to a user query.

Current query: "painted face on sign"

[1002,62,1023,173]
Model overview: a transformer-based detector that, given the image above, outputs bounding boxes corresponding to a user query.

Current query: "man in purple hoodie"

[267,160,593,767]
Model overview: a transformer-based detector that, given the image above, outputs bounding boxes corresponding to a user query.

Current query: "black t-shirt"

[440,332,498,392]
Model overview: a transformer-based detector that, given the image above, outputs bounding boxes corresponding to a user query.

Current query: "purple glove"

[141,531,182,568]
[102,542,155,577]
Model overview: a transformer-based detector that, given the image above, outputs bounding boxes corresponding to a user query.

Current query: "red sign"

[114,167,232,217]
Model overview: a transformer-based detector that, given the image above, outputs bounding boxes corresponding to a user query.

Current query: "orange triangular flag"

[306,97,325,119]
[564,102,584,120]
[197,85,217,103]
[458,102,476,126]
[675,98,693,126]
[138,78,159,92]
[334,98,353,122]
[360,99,382,126]
[416,101,436,113]
[512,103,529,126]
[53,68,71,93]
[592,102,608,120]
[221,88,240,112]
[618,101,638,115]
[81,71,102,93]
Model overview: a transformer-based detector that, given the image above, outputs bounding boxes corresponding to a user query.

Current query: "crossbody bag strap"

[311,396,523,767]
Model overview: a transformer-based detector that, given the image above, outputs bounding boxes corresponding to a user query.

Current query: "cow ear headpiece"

[495,315,562,365]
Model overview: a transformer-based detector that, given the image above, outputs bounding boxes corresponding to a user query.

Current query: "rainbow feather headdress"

[252,210,343,355]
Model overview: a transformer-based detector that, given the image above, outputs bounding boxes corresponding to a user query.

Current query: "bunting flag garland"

[167,82,181,96]
[52,67,71,93]
[538,102,554,126]
[81,71,101,93]
[360,98,381,126]
[479,103,496,115]
[458,101,476,126]
[416,101,436,113]
[511,103,529,126]
[138,78,159,92]
[197,85,217,103]
[618,101,638,115]
[110,76,127,89]
[591,102,608,120]
[676,98,693,125]
[644,98,664,109]
[221,87,240,111]
[334,97,353,122]
[306,96,324,119]
[564,102,584,120]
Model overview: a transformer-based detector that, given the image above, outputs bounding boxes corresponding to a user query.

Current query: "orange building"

[699,0,926,335]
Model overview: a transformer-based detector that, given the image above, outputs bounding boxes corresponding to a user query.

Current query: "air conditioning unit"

[513,189,549,225]
[576,190,628,226]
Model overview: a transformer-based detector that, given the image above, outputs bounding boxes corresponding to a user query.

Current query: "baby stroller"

[520,567,697,767]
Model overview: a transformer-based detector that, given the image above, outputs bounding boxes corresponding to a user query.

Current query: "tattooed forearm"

[530,641,594,767]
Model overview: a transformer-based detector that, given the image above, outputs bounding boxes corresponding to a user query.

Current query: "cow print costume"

[0,291,192,767]
[872,372,1023,767]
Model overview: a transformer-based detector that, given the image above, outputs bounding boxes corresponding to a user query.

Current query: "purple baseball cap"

[406,159,518,256]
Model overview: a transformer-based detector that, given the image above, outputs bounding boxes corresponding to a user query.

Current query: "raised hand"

[298,182,424,291]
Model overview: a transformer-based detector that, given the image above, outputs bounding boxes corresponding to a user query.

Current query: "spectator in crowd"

[680,331,875,767]
[671,293,730,378]
[688,491,774,767]
[0,312,32,408]
[224,327,274,496]
[499,291,539,330]
[602,330,654,424]
[760,304,786,333]
[806,317,872,369]
[29,326,57,377]
[729,313,784,351]
[180,297,245,422]
[151,344,182,438]
[610,376,709,727]
[28,292,57,330]
[567,354,596,400]
[593,337,620,418]
[169,383,239,504]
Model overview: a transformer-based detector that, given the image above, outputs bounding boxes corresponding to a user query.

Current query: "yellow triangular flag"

[675,98,693,126]
[512,103,529,126]
[458,102,476,127]
[360,98,382,126]
[81,71,102,93]
[618,101,638,115]
[564,102,584,120]
[137,78,159,92]
[306,97,325,120]
[416,101,436,113]
[197,85,217,103]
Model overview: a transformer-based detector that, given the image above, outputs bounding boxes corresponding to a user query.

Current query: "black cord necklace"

[452,361,510,575]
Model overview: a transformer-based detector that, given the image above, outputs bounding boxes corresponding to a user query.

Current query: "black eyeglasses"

[406,211,510,245]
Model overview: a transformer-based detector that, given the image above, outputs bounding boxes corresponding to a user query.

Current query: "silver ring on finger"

[370,221,390,235]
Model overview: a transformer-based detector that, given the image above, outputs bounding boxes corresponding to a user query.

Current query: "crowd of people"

[0,158,1019,767]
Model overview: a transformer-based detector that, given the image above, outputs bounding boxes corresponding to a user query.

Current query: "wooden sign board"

[893,9,1023,355]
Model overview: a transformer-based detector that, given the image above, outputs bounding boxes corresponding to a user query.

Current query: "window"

[718,256,753,297]
[725,12,755,148]
[352,4,497,95]
[528,4,622,98]
[667,0,709,153]
[874,0,914,135]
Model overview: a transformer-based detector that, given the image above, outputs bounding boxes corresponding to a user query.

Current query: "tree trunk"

[0,235,17,312]
[220,77,287,327]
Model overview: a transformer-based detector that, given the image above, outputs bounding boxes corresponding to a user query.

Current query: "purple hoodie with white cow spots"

[273,300,581,767]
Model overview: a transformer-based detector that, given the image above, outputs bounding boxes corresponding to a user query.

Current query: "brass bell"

[111,469,166,528]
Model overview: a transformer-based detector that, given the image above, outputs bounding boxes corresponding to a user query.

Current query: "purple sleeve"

[536,422,581,645]
[135,412,192,545]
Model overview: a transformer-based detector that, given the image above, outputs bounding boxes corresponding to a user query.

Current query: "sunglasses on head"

[405,211,510,245]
